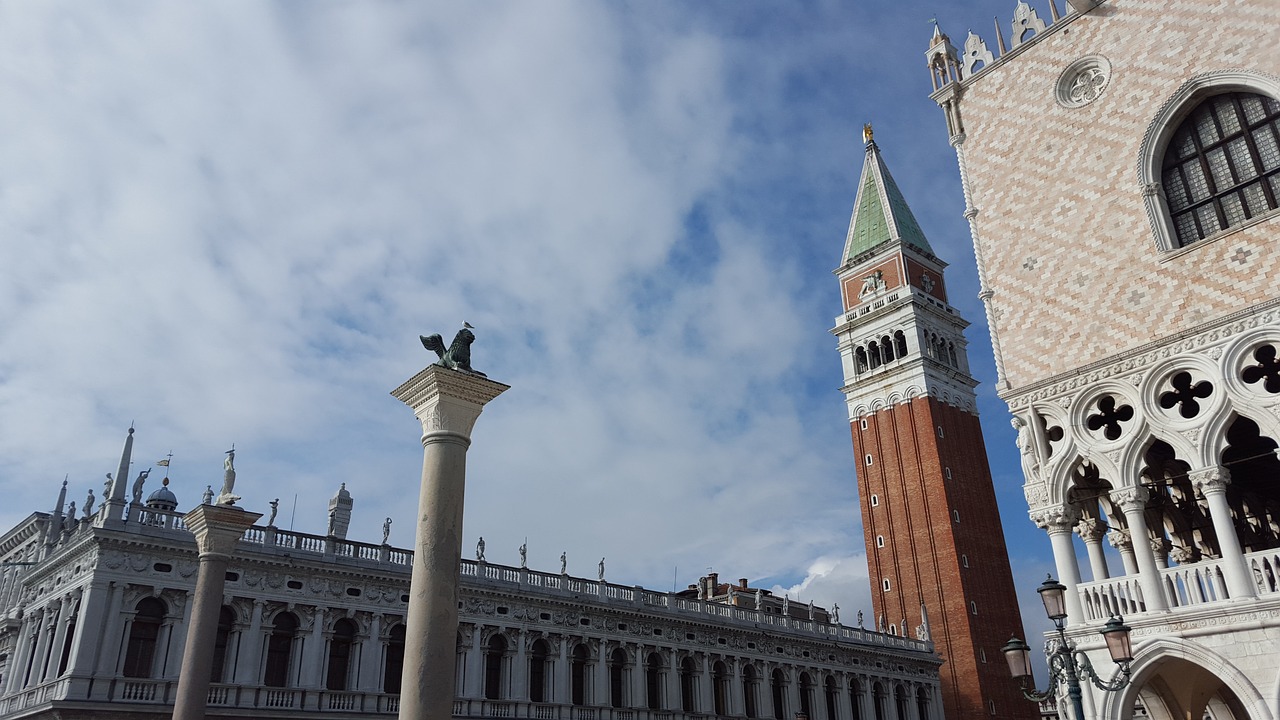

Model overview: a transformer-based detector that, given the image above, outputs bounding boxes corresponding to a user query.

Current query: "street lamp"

[1001,575,1134,720]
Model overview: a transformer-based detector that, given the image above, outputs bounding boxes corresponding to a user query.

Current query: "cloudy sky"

[0,1,1065,649]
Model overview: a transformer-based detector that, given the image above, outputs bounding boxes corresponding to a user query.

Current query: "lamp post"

[1001,575,1134,720]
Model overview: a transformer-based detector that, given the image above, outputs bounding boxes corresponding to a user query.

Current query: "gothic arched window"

[122,597,166,678]
[1162,92,1280,246]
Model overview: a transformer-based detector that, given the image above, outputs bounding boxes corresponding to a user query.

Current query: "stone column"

[172,504,262,720]
[665,649,681,711]
[4,612,35,694]
[40,596,71,682]
[512,630,528,700]
[1151,537,1172,569]
[300,607,326,689]
[1032,507,1085,623]
[67,582,107,679]
[27,607,54,687]
[1191,468,1256,599]
[165,591,195,679]
[93,582,127,684]
[465,627,484,698]
[1107,528,1139,576]
[1110,487,1168,612]
[392,365,508,720]
[1075,517,1110,581]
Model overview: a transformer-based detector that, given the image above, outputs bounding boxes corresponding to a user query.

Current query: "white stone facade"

[929,1,1280,719]
[0,480,941,720]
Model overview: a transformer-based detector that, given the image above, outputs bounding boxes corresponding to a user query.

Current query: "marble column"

[1191,467,1256,599]
[4,612,35,695]
[465,628,484,698]
[67,582,106,679]
[1107,528,1139,576]
[1110,487,1168,612]
[26,607,53,688]
[1075,517,1110,581]
[392,365,508,720]
[171,504,262,720]
[1032,507,1085,623]
[300,607,326,689]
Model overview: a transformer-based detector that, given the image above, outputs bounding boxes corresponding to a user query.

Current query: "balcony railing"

[1076,548,1280,621]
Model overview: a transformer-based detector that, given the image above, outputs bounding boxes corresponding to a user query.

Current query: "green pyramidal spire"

[841,127,933,262]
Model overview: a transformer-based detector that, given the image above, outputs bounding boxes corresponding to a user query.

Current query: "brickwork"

[943,0,1280,394]
[853,397,1031,720]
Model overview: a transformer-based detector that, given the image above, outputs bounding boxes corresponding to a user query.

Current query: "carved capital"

[391,365,509,442]
[1151,537,1172,556]
[1031,506,1080,533]
[1074,517,1106,542]
[183,505,263,557]
[1190,467,1231,495]
[1109,486,1150,511]
[1107,528,1132,550]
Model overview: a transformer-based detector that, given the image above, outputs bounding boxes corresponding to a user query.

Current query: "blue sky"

[0,0,1063,658]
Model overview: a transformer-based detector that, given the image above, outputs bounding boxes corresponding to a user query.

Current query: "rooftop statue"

[131,469,150,503]
[420,323,486,376]
[216,448,240,506]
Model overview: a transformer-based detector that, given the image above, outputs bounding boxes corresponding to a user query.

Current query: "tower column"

[392,364,508,720]
[1190,468,1256,600]
[171,504,263,720]
[1033,508,1085,623]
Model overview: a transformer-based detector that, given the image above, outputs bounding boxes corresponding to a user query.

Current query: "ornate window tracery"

[1162,92,1280,247]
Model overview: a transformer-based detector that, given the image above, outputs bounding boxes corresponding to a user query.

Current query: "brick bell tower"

[831,126,1033,720]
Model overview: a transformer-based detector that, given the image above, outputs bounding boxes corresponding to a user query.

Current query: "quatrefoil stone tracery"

[1086,395,1134,441]
[1056,56,1111,109]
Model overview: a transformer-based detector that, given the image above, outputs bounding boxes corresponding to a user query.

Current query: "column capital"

[1074,517,1106,541]
[183,505,263,557]
[391,365,509,442]
[1190,466,1231,494]
[1109,485,1150,511]
[1030,506,1080,533]
[1107,527,1132,550]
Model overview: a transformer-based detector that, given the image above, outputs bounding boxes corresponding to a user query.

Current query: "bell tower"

[831,127,1033,720]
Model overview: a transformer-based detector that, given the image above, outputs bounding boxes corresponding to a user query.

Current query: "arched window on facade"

[894,330,908,359]
[263,612,299,687]
[484,634,508,700]
[771,668,787,720]
[894,685,909,720]
[679,656,696,712]
[326,618,357,691]
[383,624,405,693]
[210,606,235,683]
[872,681,887,720]
[849,679,864,720]
[529,639,550,704]
[855,347,869,374]
[915,687,931,720]
[645,653,664,709]
[824,676,839,720]
[868,342,881,369]
[880,335,895,363]
[56,599,81,678]
[1162,92,1280,247]
[742,664,759,719]
[609,648,628,708]
[571,644,589,706]
[713,661,729,717]
[798,672,814,719]
[122,597,166,678]
[947,342,958,368]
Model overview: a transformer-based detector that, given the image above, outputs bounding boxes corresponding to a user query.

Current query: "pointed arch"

[1138,70,1280,250]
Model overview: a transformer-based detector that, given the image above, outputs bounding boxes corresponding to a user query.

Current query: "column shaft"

[1116,495,1168,612]
[1046,528,1086,624]
[1200,481,1256,599]
[172,553,231,720]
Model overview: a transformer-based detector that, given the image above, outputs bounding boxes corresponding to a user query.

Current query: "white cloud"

[0,1,1052,661]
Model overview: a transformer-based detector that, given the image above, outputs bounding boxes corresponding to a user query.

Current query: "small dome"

[146,477,178,511]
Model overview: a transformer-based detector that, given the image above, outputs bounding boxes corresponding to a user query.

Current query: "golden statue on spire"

[863,123,874,145]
